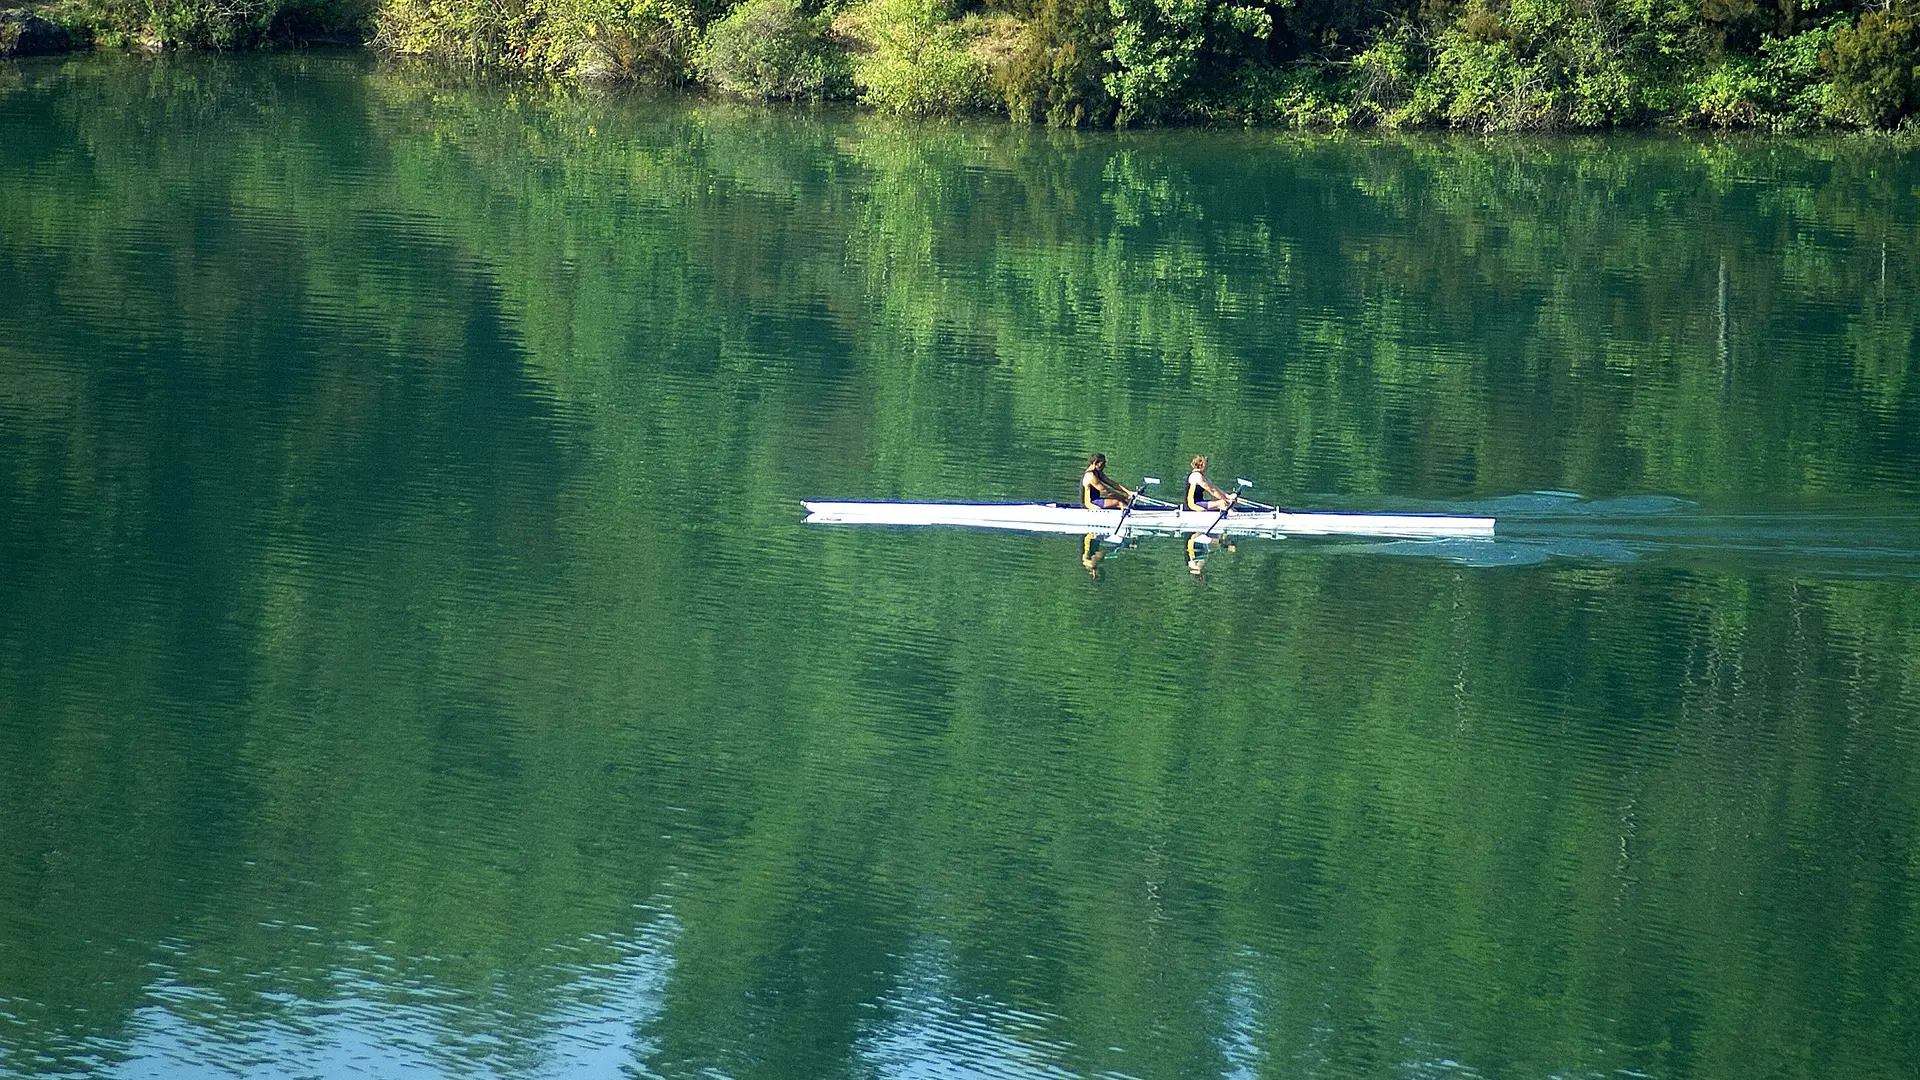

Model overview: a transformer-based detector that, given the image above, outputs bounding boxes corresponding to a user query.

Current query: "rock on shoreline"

[2,7,72,56]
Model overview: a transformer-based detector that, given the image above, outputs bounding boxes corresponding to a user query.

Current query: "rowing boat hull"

[802,502,1496,539]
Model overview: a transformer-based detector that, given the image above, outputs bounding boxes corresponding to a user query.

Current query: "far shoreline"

[7,15,1920,146]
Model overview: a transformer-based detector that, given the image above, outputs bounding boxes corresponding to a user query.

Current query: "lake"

[2,50,1918,1080]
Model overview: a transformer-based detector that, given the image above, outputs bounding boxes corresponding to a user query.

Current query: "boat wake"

[1327,492,1920,575]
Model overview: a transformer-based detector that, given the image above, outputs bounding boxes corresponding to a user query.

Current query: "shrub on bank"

[697,0,849,99]
[1103,0,1271,123]
[374,0,696,80]
[1203,24,1417,128]
[1390,0,1684,132]
[1685,55,1773,127]
[1681,26,1834,129]
[47,0,367,49]
[1825,2,1920,127]
[371,0,525,70]
[835,0,999,115]
[995,0,1115,126]
[1202,62,1360,127]
[546,0,698,81]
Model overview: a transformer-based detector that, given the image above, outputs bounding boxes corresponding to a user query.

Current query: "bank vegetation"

[10,0,1920,129]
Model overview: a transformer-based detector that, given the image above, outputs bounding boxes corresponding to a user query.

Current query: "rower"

[1184,456,1234,511]
[1081,453,1136,509]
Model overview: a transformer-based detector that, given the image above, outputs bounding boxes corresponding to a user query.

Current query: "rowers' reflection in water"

[1081,533,1239,579]
[1187,534,1235,577]
[1081,533,1108,578]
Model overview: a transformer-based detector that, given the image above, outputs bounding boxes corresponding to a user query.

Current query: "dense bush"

[1103,0,1271,122]
[1396,0,1689,131]
[374,0,697,80]
[697,0,849,97]
[1205,60,1367,126]
[995,0,1115,125]
[51,0,367,48]
[836,0,1001,114]
[1680,26,1833,128]
[371,0,531,68]
[1825,1,1920,126]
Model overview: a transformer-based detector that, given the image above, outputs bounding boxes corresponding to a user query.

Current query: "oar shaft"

[1106,492,1140,542]
[1104,476,1163,543]
[1202,491,1243,538]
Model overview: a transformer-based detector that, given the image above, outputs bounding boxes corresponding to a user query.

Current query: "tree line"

[18,0,1920,129]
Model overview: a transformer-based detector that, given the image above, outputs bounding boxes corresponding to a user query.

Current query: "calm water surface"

[2,51,1919,1080]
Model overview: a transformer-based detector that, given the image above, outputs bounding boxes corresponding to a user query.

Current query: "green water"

[3,51,1919,1080]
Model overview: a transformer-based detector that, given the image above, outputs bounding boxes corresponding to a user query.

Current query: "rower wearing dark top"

[1184,456,1235,511]
[1081,453,1136,509]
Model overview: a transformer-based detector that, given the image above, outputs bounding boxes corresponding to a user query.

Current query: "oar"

[1230,477,1277,512]
[1104,476,1160,544]
[1198,478,1254,541]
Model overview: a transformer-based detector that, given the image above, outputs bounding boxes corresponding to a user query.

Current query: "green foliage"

[150,0,280,46]
[1268,0,1396,61]
[1682,25,1833,129]
[1761,24,1839,127]
[1349,20,1419,115]
[550,0,698,80]
[370,0,528,65]
[995,0,1116,125]
[697,0,850,98]
[54,0,369,48]
[1102,0,1270,123]
[1393,0,1695,131]
[31,0,1920,139]
[1686,53,1771,125]
[1824,1,1920,126]
[1209,22,1420,128]
[838,0,999,114]
[373,0,696,80]
[1204,60,1360,125]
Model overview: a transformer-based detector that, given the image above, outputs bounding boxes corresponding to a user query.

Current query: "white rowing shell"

[802,502,1495,540]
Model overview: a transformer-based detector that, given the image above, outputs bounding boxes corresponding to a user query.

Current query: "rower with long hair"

[1081,453,1136,509]
[1184,456,1234,511]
